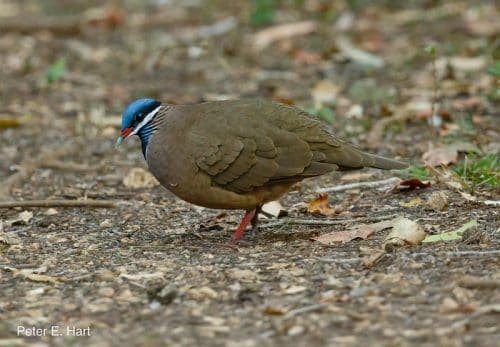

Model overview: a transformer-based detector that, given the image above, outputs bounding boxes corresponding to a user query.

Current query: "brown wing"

[189,103,335,194]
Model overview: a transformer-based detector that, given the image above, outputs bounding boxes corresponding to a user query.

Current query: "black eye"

[135,113,143,122]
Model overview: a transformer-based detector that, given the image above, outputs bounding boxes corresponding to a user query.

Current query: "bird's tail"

[360,152,408,170]
[323,144,408,170]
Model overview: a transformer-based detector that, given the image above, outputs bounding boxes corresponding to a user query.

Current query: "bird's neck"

[137,106,169,159]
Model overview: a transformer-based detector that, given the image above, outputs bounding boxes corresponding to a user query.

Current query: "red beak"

[116,127,133,147]
[120,127,132,138]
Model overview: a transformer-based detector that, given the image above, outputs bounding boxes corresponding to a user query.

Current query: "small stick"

[0,200,116,208]
[41,159,96,172]
[412,250,500,257]
[260,214,400,229]
[283,304,323,319]
[316,177,400,193]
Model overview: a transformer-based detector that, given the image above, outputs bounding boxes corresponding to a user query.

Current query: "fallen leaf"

[261,201,286,218]
[4,267,64,283]
[293,50,322,65]
[252,21,317,50]
[383,218,426,251]
[123,167,159,189]
[398,178,431,191]
[423,220,478,243]
[307,193,339,216]
[263,306,286,316]
[426,191,448,211]
[313,218,396,245]
[6,210,33,226]
[422,147,458,167]
[362,249,386,268]
[399,197,422,208]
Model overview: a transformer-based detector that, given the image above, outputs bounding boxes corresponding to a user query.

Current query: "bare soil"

[0,1,498,346]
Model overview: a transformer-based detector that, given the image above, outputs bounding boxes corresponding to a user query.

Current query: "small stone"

[44,208,58,215]
[287,325,305,336]
[100,219,113,228]
[98,287,115,297]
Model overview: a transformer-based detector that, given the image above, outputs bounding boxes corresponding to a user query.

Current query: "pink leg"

[231,209,256,242]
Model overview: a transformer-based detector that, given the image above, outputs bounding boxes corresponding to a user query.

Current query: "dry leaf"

[307,193,338,216]
[383,218,426,251]
[399,197,422,208]
[426,191,448,211]
[313,218,396,245]
[4,266,64,283]
[362,249,386,268]
[261,201,286,218]
[252,21,317,50]
[263,306,286,316]
[293,50,322,65]
[422,147,458,167]
[123,167,159,189]
[6,210,33,226]
[423,220,477,243]
[398,178,431,191]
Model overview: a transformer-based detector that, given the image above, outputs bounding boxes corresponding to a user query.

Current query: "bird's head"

[116,98,162,147]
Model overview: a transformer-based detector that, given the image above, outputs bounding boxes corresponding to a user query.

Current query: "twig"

[260,214,400,229]
[283,304,323,319]
[41,159,96,172]
[412,250,500,257]
[0,200,116,208]
[457,275,500,289]
[315,257,363,263]
[0,147,74,200]
[316,177,400,193]
[317,249,500,264]
[435,304,500,335]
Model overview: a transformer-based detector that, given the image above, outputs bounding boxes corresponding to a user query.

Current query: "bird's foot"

[230,209,256,243]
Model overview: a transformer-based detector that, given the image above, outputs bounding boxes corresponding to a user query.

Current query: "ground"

[0,1,499,346]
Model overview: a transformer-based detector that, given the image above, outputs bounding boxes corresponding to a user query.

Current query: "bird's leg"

[249,205,262,236]
[231,208,256,242]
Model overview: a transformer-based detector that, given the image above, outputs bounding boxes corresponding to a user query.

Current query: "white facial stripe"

[129,105,161,136]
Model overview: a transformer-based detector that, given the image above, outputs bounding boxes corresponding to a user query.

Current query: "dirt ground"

[0,1,499,346]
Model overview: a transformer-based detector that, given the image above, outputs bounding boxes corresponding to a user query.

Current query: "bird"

[117,98,407,242]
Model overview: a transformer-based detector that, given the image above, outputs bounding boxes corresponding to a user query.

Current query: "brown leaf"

[293,50,322,65]
[263,306,285,316]
[422,147,458,167]
[313,219,396,245]
[398,178,431,191]
[307,193,338,216]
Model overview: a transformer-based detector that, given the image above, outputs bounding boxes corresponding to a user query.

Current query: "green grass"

[401,165,433,181]
[45,57,66,85]
[303,105,335,123]
[249,0,275,26]
[399,154,499,193]
[453,153,499,192]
